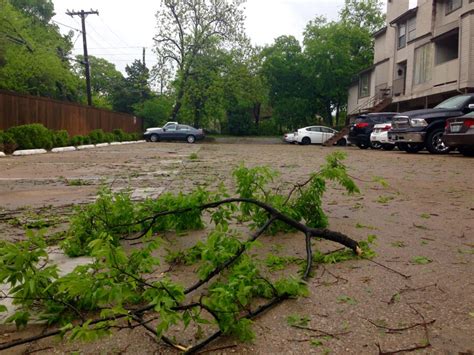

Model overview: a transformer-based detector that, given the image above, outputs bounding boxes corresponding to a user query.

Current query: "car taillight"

[464,119,474,128]
[445,120,449,129]
[355,122,369,129]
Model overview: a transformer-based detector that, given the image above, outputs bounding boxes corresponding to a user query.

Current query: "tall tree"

[0,0,81,100]
[261,36,312,130]
[304,18,373,125]
[10,0,55,23]
[74,55,123,109]
[153,0,246,120]
[111,59,152,114]
[340,0,385,33]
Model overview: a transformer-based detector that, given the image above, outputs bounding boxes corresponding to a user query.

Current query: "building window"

[414,44,432,85]
[446,0,462,14]
[398,23,406,49]
[397,17,416,49]
[407,17,416,42]
[359,72,370,98]
[435,30,459,65]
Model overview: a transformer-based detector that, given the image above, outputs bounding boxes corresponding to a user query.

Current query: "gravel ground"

[0,139,473,354]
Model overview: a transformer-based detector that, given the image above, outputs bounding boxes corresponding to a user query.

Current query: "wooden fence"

[0,90,143,136]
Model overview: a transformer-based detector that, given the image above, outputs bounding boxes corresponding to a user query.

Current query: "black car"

[348,112,398,149]
[443,112,474,156]
[144,124,205,143]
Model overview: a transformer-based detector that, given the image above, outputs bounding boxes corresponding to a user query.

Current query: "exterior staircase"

[322,125,350,147]
[323,92,393,147]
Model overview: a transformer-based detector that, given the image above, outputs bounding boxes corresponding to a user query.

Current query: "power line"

[98,16,132,48]
[67,9,99,106]
[51,20,81,32]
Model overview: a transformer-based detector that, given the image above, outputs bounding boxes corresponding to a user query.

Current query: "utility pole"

[66,9,99,106]
[142,47,146,67]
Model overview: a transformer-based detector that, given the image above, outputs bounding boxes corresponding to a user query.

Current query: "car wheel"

[426,128,451,154]
[336,138,347,146]
[186,135,196,144]
[150,134,159,142]
[459,147,474,157]
[301,137,311,145]
[382,144,395,151]
[371,141,382,149]
[398,142,423,153]
[357,143,370,149]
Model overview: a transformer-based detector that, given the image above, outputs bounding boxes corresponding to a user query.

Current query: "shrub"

[69,135,85,146]
[104,132,115,143]
[129,132,140,141]
[6,124,53,150]
[112,128,127,142]
[52,130,69,147]
[88,129,105,144]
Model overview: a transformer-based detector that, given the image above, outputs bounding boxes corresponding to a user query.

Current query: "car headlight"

[410,118,428,127]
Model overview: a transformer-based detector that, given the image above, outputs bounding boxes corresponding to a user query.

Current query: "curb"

[5,140,143,157]
[52,146,77,153]
[76,144,96,150]
[12,149,48,156]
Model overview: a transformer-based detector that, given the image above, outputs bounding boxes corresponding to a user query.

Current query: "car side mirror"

[162,128,167,132]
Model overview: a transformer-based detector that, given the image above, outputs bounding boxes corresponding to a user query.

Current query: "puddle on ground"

[0,247,92,323]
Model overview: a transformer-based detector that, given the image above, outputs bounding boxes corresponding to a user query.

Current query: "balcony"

[433,59,458,87]
[393,78,406,96]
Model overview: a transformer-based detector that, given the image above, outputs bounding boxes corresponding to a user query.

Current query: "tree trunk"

[335,103,340,127]
[253,103,261,128]
[325,102,332,126]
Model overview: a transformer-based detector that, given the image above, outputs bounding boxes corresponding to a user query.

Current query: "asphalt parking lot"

[0,140,473,354]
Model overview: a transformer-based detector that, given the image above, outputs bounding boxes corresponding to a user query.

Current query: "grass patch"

[412,256,432,265]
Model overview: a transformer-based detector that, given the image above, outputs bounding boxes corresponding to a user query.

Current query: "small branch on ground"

[365,258,411,279]
[374,304,433,354]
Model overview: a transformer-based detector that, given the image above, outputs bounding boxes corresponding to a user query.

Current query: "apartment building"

[347,0,474,115]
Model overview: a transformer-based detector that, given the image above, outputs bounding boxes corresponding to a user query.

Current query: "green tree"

[222,45,268,131]
[133,96,174,128]
[111,59,152,114]
[10,0,55,23]
[0,1,82,100]
[154,0,246,121]
[74,55,124,109]
[340,0,385,33]
[303,18,373,125]
[261,36,312,130]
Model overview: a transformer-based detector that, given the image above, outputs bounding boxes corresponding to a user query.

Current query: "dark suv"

[348,112,398,149]
[388,94,474,154]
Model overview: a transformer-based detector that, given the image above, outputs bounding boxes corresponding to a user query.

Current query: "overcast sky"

[52,0,387,73]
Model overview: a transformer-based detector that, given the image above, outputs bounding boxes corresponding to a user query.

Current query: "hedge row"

[0,124,140,153]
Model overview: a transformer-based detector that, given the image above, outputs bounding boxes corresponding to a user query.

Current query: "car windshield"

[435,95,471,109]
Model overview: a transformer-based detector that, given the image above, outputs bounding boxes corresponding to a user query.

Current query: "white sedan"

[370,123,395,150]
[295,126,340,145]
[283,132,297,143]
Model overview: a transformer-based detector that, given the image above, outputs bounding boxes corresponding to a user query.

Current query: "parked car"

[370,122,395,150]
[348,112,398,149]
[294,126,345,145]
[388,94,474,154]
[442,112,474,156]
[144,124,204,143]
[144,121,179,133]
[283,132,297,144]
